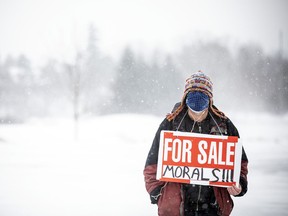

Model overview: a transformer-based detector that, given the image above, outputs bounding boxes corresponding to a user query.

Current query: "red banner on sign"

[156,130,242,187]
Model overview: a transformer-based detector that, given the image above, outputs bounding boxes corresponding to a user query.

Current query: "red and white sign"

[156,130,242,187]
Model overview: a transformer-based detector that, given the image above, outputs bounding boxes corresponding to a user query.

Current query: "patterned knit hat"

[184,71,213,98]
[166,71,226,121]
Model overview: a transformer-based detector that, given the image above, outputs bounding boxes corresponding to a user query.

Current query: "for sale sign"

[156,130,242,187]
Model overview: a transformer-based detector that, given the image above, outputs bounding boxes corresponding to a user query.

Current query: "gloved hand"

[227,184,242,196]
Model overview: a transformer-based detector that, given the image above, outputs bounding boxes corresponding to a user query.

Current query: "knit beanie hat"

[166,71,226,121]
[184,71,213,98]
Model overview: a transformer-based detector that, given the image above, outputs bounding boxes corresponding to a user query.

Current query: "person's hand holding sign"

[227,184,242,196]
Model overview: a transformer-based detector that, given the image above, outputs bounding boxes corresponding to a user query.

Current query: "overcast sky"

[0,0,287,65]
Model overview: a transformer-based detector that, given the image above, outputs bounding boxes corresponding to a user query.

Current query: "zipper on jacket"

[196,185,202,211]
[196,122,202,212]
[198,122,202,133]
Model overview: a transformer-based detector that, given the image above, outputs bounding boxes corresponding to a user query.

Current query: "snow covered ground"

[0,112,288,216]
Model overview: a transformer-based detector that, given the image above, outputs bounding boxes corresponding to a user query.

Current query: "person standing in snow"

[143,71,248,216]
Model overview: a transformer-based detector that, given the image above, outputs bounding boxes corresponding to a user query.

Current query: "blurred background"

[0,0,288,216]
[0,0,287,122]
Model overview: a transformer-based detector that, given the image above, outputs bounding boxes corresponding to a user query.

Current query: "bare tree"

[63,53,83,141]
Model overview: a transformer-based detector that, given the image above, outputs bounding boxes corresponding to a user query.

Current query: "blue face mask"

[186,91,209,112]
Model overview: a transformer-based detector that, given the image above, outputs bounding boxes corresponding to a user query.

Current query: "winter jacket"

[144,104,248,216]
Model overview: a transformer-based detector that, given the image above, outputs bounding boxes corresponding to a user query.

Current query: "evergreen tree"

[82,24,114,115]
[159,55,183,112]
[0,58,14,121]
[147,57,163,114]
[236,45,269,110]
[112,47,137,113]
[133,56,151,113]
[39,59,70,116]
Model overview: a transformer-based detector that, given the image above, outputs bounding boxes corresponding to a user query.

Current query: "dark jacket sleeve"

[226,118,248,197]
[143,118,173,204]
